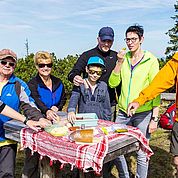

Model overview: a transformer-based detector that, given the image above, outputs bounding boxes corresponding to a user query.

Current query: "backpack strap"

[15,81,21,97]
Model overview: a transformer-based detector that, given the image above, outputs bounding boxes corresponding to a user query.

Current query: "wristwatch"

[151,116,159,122]
[23,117,29,125]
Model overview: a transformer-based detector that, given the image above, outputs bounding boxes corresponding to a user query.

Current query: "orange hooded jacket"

[133,52,178,121]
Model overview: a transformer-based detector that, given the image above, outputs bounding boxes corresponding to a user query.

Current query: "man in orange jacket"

[127,52,178,175]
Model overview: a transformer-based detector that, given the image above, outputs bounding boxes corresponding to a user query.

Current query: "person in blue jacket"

[23,51,66,178]
[0,49,51,178]
[28,51,66,121]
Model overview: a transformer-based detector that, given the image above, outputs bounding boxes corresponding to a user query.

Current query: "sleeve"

[19,82,44,121]
[56,84,67,111]
[28,79,49,114]
[0,100,6,113]
[68,52,88,82]
[109,71,122,88]
[148,57,161,107]
[102,88,112,121]
[67,86,81,113]
[135,58,178,106]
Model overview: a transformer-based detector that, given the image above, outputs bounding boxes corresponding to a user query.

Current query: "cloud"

[9,0,171,22]
[0,24,33,31]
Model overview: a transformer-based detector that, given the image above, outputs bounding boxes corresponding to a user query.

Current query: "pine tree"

[165,1,178,58]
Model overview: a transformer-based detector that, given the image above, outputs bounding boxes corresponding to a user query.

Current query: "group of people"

[0,24,177,178]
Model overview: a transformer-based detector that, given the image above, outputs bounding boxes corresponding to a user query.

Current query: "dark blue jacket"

[28,73,66,114]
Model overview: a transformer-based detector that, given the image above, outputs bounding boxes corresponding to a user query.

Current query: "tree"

[165,1,178,58]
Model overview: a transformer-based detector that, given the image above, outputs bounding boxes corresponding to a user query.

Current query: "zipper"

[126,70,133,107]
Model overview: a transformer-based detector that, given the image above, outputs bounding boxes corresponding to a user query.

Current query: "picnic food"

[45,124,68,137]
[69,126,80,131]
[69,129,94,143]
[50,126,68,136]
[115,129,128,133]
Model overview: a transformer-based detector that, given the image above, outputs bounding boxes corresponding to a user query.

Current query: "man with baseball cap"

[0,49,51,177]
[0,49,17,61]
[68,26,121,120]
[98,26,114,41]
[68,27,121,177]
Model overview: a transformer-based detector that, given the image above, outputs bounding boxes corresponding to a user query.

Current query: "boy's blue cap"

[98,27,114,41]
[87,56,105,68]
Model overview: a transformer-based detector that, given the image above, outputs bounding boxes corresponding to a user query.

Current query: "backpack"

[159,102,176,130]
[15,81,21,97]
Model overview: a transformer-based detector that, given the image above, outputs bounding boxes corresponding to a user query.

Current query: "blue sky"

[0,0,176,59]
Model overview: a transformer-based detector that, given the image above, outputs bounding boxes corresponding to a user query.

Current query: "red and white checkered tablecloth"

[20,120,153,174]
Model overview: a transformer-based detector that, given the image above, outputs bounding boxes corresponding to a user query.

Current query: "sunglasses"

[0,60,16,67]
[37,63,53,68]
[88,69,102,76]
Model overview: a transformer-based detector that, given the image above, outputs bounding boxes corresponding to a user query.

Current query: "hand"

[26,120,42,132]
[39,118,52,128]
[117,48,127,64]
[127,102,140,116]
[46,109,59,122]
[51,106,58,112]
[148,119,158,133]
[73,75,84,86]
[67,112,76,124]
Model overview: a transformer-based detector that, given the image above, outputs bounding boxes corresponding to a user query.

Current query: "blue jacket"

[68,81,112,120]
[0,74,43,141]
[28,73,66,114]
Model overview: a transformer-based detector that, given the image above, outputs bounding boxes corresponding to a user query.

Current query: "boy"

[68,56,111,123]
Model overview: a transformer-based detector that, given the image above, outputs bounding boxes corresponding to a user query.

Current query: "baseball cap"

[0,49,17,61]
[98,27,114,41]
[87,56,105,68]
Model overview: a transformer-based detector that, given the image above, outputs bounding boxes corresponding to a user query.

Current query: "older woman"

[28,51,66,121]
[23,51,66,178]
[0,49,51,178]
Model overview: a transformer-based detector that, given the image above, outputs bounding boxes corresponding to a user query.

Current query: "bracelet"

[23,117,29,125]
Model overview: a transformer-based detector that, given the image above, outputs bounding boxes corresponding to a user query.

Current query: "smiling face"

[125,32,144,52]
[36,58,53,77]
[0,57,16,78]
[34,51,53,78]
[86,65,102,83]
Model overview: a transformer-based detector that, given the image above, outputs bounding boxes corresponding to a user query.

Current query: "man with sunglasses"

[0,49,51,178]
[68,26,121,122]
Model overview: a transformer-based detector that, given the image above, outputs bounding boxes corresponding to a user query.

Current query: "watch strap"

[23,117,29,125]
[151,116,159,122]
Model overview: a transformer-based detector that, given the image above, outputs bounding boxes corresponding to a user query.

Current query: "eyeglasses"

[37,63,53,68]
[88,69,102,76]
[0,60,16,67]
[124,37,138,43]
